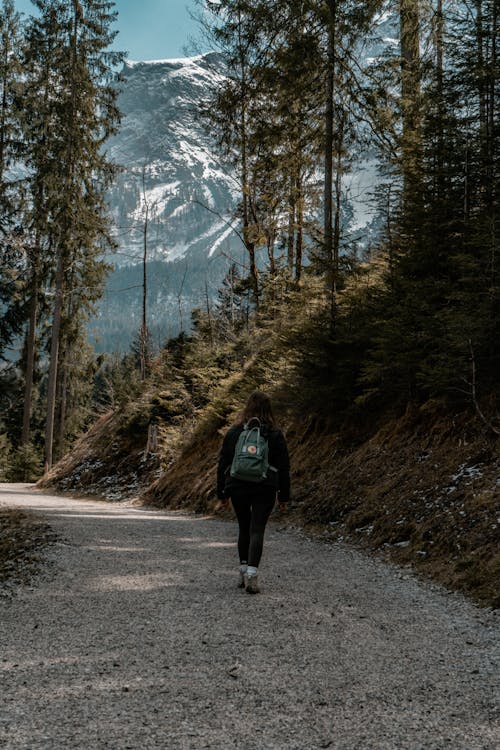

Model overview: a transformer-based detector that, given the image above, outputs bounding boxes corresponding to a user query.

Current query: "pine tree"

[0,0,22,228]
[0,0,25,360]
[358,0,499,409]
[22,0,123,468]
[0,429,11,480]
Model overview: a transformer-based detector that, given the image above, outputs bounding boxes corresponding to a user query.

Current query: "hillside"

[20,0,499,613]
[145,404,500,609]
[41,301,500,608]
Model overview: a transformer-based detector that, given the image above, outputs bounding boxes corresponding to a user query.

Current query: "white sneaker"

[237,571,246,588]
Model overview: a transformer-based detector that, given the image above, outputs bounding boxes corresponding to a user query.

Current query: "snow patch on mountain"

[106,52,241,270]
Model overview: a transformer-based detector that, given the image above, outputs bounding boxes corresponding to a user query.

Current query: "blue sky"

[14,0,204,61]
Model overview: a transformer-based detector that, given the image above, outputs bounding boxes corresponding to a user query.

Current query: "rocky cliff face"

[92,53,244,351]
[106,53,240,266]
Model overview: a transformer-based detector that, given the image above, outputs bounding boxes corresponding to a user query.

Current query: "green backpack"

[230,419,270,483]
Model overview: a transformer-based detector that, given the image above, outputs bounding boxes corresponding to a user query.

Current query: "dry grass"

[40,374,499,607]
[295,405,500,608]
[38,410,162,501]
[0,508,57,586]
[142,403,500,608]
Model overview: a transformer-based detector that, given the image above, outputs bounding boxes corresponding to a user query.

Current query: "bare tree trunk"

[22,254,39,445]
[324,0,337,326]
[385,185,396,287]
[287,173,296,273]
[333,130,343,300]
[56,357,68,462]
[0,45,9,183]
[434,0,445,193]
[435,0,444,93]
[476,1,487,139]
[489,0,497,284]
[204,277,214,348]
[295,172,303,283]
[45,0,80,470]
[399,0,422,198]
[238,10,258,303]
[140,168,149,381]
[266,229,277,277]
[44,249,64,471]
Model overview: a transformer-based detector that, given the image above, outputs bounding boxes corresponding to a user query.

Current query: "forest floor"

[0,484,498,750]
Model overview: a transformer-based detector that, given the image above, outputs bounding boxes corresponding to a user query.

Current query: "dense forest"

[1,0,499,518]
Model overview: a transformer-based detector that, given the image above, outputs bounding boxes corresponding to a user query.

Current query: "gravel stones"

[0,484,498,749]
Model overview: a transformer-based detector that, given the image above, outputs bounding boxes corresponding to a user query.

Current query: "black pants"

[231,487,276,567]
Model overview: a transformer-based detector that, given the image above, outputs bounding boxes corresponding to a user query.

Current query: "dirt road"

[0,484,498,749]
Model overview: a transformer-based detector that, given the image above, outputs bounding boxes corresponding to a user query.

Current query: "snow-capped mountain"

[106,52,240,266]
[92,53,245,352]
[93,9,400,352]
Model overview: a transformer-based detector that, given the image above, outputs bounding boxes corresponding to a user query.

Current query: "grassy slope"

[141,399,499,607]
[40,300,500,607]
[42,392,499,607]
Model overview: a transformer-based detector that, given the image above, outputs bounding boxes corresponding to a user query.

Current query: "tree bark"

[238,10,258,303]
[287,173,296,273]
[141,170,149,381]
[56,357,68,462]
[0,42,9,183]
[295,172,303,283]
[21,258,39,446]
[44,249,64,471]
[399,0,422,197]
[324,0,337,325]
[333,127,343,305]
[489,0,497,283]
[44,0,80,470]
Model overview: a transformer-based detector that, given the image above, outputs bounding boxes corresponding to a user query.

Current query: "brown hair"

[239,390,276,427]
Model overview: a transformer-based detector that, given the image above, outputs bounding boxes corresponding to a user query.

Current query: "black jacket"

[217,423,291,501]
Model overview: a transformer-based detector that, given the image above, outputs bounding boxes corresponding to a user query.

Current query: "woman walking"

[217,391,290,593]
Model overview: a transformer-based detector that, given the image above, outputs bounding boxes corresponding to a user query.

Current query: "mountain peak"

[123,52,223,71]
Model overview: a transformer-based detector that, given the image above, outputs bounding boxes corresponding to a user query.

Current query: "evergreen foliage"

[0,430,12,480]
[6,0,124,466]
[194,0,499,428]
[0,0,498,475]
[8,442,43,482]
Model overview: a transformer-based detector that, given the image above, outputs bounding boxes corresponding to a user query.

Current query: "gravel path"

[0,483,498,750]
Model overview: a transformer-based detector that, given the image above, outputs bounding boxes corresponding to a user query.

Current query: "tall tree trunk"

[21,257,39,446]
[487,0,497,285]
[44,249,64,471]
[435,0,445,193]
[266,228,277,278]
[204,277,214,348]
[238,11,258,303]
[56,358,68,461]
[0,50,8,183]
[399,0,422,198]
[141,178,149,381]
[295,172,303,283]
[45,0,79,470]
[324,0,337,325]
[333,125,343,306]
[287,172,296,273]
[476,1,487,138]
